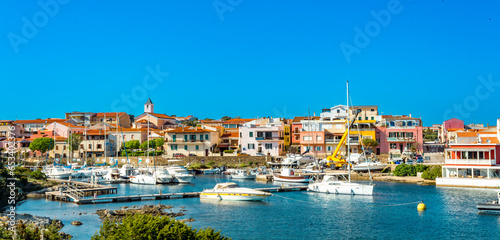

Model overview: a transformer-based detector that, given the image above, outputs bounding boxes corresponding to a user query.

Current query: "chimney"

[313,112,316,117]
[409,113,412,118]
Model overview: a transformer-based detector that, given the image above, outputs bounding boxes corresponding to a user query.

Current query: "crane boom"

[325,110,361,168]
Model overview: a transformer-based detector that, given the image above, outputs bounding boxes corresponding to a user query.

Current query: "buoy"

[417,201,427,211]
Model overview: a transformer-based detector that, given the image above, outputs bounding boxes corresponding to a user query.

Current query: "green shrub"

[248,161,254,166]
[91,214,230,240]
[393,164,417,177]
[0,220,69,240]
[207,161,217,167]
[415,164,429,173]
[188,163,207,169]
[30,170,47,180]
[223,150,234,153]
[240,164,247,168]
[421,166,442,180]
[381,167,391,173]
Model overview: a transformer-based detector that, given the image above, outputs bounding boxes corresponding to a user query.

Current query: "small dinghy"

[477,190,500,211]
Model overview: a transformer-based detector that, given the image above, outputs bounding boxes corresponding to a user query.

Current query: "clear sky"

[1,0,499,126]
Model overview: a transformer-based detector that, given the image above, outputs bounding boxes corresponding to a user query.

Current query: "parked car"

[237,152,249,156]
[173,153,186,158]
[189,153,197,156]
[255,152,265,156]
[416,155,424,163]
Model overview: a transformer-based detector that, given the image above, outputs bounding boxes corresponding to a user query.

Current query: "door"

[172,135,176,142]
[205,149,209,156]
[399,144,403,153]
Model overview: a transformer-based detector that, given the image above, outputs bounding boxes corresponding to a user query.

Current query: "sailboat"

[130,113,157,185]
[308,81,374,195]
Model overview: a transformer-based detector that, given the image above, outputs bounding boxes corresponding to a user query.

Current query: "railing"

[387,137,415,142]
[166,140,205,143]
[325,139,341,143]
[65,185,85,199]
[255,137,284,140]
[445,159,496,165]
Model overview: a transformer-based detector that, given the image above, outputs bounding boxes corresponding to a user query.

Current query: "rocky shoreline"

[95,204,196,223]
[0,213,71,239]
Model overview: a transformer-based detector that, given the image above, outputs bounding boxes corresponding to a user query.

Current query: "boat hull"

[308,182,373,195]
[130,175,157,185]
[477,203,500,211]
[200,192,270,201]
[172,175,194,183]
[273,174,310,183]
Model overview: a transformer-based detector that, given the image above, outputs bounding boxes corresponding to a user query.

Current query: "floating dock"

[45,179,118,202]
[45,182,308,204]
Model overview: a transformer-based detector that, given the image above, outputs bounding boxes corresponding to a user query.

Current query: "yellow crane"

[325,111,361,169]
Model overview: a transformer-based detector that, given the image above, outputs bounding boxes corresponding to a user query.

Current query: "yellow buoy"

[417,201,427,211]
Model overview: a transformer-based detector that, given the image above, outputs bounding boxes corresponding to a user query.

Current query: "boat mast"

[347,81,351,183]
[104,113,107,163]
[116,112,119,159]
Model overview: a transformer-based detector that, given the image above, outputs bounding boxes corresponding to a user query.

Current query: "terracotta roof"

[221,132,239,138]
[456,132,479,137]
[478,137,500,144]
[292,116,320,122]
[166,127,214,133]
[223,118,254,123]
[95,112,126,117]
[13,119,67,124]
[0,120,13,123]
[148,113,174,119]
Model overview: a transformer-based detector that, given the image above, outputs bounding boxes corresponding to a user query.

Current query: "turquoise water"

[16,176,500,239]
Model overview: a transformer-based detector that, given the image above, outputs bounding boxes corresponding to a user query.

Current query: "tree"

[140,140,156,150]
[361,138,379,153]
[154,138,165,150]
[29,138,54,157]
[204,118,214,121]
[410,142,421,154]
[125,140,140,150]
[221,116,231,121]
[91,214,229,240]
[67,133,83,160]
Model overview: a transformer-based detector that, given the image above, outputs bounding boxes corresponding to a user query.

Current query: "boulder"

[71,221,82,226]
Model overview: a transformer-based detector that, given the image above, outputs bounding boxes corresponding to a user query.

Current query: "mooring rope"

[271,193,310,203]
[376,201,423,207]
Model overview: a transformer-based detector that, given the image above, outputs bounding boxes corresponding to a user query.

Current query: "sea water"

[15,176,500,239]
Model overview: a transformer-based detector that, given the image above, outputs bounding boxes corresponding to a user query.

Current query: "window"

[80,144,83,149]
[196,145,199,150]
[407,132,413,138]
[337,110,340,113]
[389,132,396,138]
[295,136,299,140]
[358,117,361,120]
[365,117,368,120]
[316,136,322,141]
[200,134,204,141]
[88,144,91,149]
[249,132,253,137]
[407,121,413,126]
[63,146,66,150]
[55,146,59,150]
[390,143,397,149]
[316,146,322,151]
[257,132,263,138]
[479,152,484,159]
[184,145,188,150]
[171,145,177,150]
[371,109,375,112]
[327,146,332,151]
[390,121,395,127]
[240,132,242,138]
[248,144,255,150]
[303,136,312,141]
[371,117,374,120]
[205,134,209,140]
[97,144,102,149]
[407,143,413,149]
[294,127,299,133]
[265,143,272,149]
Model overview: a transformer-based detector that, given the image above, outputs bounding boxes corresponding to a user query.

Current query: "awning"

[446,148,494,151]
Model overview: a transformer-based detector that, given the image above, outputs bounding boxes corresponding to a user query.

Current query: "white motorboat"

[153,168,174,184]
[273,167,311,183]
[43,166,72,179]
[167,165,194,183]
[230,169,256,180]
[200,182,271,201]
[130,174,157,185]
[308,174,373,195]
[119,164,135,179]
[300,164,324,174]
[352,161,387,172]
[103,167,121,180]
[203,168,221,175]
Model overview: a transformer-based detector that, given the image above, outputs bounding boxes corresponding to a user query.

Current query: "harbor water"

[16,176,500,239]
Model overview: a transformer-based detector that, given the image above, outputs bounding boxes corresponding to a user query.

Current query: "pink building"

[377,115,424,154]
[441,118,465,143]
[299,131,325,157]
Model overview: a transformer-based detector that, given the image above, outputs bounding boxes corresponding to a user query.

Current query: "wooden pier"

[45,179,118,202]
[45,184,308,204]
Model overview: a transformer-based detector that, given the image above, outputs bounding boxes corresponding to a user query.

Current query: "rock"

[71,221,82,226]
[179,218,195,223]
[78,213,82,215]
[52,219,64,228]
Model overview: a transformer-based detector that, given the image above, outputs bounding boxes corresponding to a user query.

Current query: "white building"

[239,118,285,156]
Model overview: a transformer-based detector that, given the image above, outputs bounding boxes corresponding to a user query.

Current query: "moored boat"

[230,169,256,180]
[308,173,374,195]
[200,182,271,201]
[477,190,500,211]
[273,168,311,183]
[352,161,387,172]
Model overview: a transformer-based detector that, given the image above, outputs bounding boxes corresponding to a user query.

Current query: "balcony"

[387,137,416,142]
[325,139,341,143]
[255,137,284,141]
[445,159,496,166]
[167,139,205,143]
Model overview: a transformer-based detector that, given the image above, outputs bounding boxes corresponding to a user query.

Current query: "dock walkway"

[47,184,308,204]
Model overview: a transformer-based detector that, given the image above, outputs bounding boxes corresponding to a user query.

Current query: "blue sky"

[1,0,499,125]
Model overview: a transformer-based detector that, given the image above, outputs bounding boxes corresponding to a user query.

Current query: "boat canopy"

[214,182,239,189]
